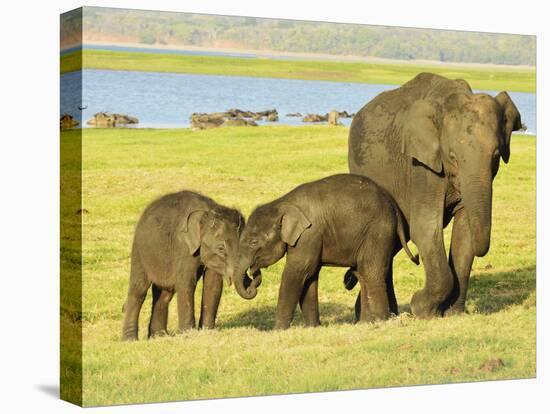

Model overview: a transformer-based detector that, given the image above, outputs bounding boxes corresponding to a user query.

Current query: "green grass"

[60,49,536,92]
[61,126,535,406]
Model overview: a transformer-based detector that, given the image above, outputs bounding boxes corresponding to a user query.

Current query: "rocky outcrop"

[190,113,226,130]
[256,109,279,121]
[337,110,355,118]
[225,108,255,118]
[222,119,258,127]
[190,108,277,130]
[60,114,79,130]
[519,123,528,132]
[266,112,279,122]
[302,110,354,123]
[87,112,139,127]
[302,113,328,123]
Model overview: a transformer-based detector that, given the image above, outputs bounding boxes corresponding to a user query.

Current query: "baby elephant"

[231,174,418,329]
[121,190,246,341]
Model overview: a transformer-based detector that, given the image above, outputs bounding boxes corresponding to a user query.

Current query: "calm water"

[61,69,536,134]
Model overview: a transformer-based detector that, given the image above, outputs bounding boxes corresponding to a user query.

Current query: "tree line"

[61,7,535,66]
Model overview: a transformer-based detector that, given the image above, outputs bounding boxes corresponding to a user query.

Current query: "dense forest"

[61,7,536,66]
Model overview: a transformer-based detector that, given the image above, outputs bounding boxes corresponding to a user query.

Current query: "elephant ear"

[401,99,443,174]
[495,91,521,164]
[179,210,206,255]
[280,204,312,247]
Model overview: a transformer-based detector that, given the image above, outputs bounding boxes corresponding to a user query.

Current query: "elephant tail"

[393,203,420,265]
[343,268,359,290]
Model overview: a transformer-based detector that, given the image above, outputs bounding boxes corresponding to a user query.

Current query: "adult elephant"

[348,72,521,318]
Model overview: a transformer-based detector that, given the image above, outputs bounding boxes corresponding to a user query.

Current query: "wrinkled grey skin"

[348,72,522,318]
[232,174,419,329]
[121,191,244,341]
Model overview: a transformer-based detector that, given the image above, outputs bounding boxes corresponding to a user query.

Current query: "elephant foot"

[121,334,138,342]
[410,290,443,319]
[274,320,291,330]
[148,329,169,339]
[176,325,196,334]
[356,315,375,324]
[303,319,321,328]
[358,311,392,324]
[444,303,466,317]
[121,329,138,342]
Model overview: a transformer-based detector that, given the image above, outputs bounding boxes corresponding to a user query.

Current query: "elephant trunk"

[232,256,259,300]
[461,174,493,257]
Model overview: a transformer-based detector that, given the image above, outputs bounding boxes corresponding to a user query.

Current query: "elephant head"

[401,91,521,257]
[179,206,244,285]
[231,203,311,299]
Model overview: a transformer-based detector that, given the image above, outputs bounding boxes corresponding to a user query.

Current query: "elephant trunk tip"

[243,286,258,300]
[473,238,491,257]
[233,270,261,300]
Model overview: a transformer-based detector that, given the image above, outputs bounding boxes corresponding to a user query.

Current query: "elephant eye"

[249,239,258,247]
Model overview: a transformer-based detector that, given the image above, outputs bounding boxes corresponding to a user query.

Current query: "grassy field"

[60,126,535,406]
[60,49,536,92]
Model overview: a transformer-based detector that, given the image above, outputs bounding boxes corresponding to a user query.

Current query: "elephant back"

[349,72,473,171]
[348,72,474,215]
[348,78,420,173]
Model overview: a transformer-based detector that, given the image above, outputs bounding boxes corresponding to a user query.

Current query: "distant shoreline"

[60,48,536,92]
[62,40,536,72]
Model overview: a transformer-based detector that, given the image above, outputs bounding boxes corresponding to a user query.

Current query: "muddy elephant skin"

[348,72,522,318]
[231,174,419,329]
[121,191,244,341]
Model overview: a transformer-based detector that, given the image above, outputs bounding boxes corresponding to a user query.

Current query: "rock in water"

[87,112,139,127]
[60,114,79,130]
[266,113,279,122]
[303,113,328,123]
[190,109,276,129]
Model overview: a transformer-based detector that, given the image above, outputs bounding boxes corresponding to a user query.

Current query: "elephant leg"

[176,262,201,332]
[355,235,394,322]
[357,269,391,322]
[275,257,320,330]
[354,292,362,322]
[386,261,398,315]
[122,252,151,341]
[445,208,475,315]
[409,229,454,318]
[148,285,174,338]
[353,261,396,322]
[198,269,223,329]
[406,165,454,318]
[299,271,320,327]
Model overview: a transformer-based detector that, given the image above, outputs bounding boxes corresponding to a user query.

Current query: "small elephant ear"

[280,204,312,247]
[495,91,522,164]
[179,210,206,255]
[401,99,443,173]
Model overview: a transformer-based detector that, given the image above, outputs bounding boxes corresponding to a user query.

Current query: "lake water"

[60,69,536,134]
